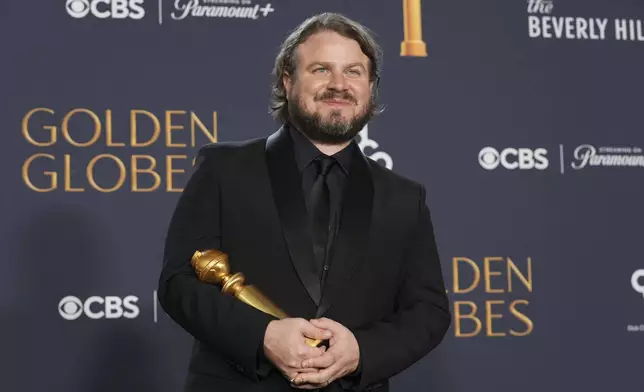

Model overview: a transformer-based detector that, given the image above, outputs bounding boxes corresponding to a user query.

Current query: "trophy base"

[401,40,427,57]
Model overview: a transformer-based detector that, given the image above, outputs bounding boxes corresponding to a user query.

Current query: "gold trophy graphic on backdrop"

[401,0,427,57]
[191,249,322,347]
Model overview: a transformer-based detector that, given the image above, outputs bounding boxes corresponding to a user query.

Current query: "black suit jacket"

[158,126,451,392]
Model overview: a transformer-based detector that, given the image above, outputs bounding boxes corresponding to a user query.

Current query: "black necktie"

[309,156,335,282]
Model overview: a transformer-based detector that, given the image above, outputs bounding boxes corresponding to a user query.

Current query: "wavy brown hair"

[269,13,384,124]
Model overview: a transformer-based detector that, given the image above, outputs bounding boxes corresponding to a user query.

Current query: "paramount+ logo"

[478,147,549,171]
[66,0,145,20]
[58,295,140,320]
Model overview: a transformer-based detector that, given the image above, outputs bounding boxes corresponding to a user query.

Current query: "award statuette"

[191,249,322,347]
[401,0,427,57]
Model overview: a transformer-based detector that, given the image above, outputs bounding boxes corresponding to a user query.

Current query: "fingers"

[282,366,318,384]
[281,345,324,375]
[291,378,330,390]
[293,363,340,386]
[282,367,321,389]
[310,318,344,335]
[309,317,334,328]
[301,319,333,341]
[284,371,298,383]
[291,382,323,390]
[301,351,335,369]
[295,367,320,374]
[296,344,325,362]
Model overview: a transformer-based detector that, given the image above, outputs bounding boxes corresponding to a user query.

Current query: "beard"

[288,90,373,144]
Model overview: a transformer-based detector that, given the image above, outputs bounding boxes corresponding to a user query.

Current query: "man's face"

[283,30,374,144]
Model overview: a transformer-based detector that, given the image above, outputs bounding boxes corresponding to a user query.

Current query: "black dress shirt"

[288,124,363,388]
[289,124,354,288]
[256,124,362,389]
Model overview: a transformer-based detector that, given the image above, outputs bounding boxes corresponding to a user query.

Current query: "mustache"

[315,91,357,104]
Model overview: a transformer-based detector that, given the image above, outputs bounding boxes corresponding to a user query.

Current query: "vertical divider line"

[154,290,158,323]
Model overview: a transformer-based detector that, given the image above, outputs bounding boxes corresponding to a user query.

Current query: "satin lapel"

[316,147,374,317]
[265,127,322,306]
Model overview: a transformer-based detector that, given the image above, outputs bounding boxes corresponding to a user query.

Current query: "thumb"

[301,321,332,341]
[310,318,337,331]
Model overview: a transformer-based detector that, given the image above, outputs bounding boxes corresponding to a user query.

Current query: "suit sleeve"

[157,146,276,382]
[350,184,451,391]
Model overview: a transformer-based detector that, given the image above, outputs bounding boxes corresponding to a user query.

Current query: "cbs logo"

[479,147,549,170]
[358,125,393,170]
[66,0,145,20]
[58,295,140,320]
[632,270,644,299]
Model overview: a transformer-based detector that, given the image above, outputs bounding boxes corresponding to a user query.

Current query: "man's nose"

[326,71,349,91]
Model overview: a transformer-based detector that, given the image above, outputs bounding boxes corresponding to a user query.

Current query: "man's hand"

[263,318,332,383]
[291,318,360,390]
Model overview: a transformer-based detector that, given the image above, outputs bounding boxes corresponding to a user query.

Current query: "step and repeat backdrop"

[1,0,643,391]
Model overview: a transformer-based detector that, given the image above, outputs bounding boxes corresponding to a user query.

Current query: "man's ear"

[283,72,292,99]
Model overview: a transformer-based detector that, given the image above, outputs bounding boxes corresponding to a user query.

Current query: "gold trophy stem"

[401,0,427,57]
[234,286,321,347]
[191,250,321,347]
[233,287,322,347]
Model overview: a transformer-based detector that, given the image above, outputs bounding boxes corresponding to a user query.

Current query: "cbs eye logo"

[58,295,140,320]
[358,125,394,170]
[66,0,90,18]
[479,147,549,171]
[632,270,644,299]
[65,0,145,20]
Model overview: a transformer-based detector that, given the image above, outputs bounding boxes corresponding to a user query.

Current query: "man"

[158,12,451,392]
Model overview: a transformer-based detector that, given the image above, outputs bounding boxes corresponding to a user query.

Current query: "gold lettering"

[190,111,217,146]
[131,155,161,192]
[509,300,533,336]
[64,155,84,192]
[508,257,533,292]
[453,257,480,294]
[131,110,160,147]
[86,154,126,192]
[485,300,506,337]
[166,155,186,192]
[22,108,56,147]
[484,257,505,293]
[105,109,125,147]
[166,110,187,147]
[22,153,56,192]
[454,301,481,337]
[62,109,101,147]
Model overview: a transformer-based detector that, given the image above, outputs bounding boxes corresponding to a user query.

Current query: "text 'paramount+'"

[571,145,644,170]
[171,0,275,20]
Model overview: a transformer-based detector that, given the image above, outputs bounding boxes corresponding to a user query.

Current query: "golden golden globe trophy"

[191,249,322,347]
[401,0,427,57]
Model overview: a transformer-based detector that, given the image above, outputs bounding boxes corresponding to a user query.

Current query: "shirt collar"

[287,123,355,176]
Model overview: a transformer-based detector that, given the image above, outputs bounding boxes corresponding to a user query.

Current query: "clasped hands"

[263,317,360,389]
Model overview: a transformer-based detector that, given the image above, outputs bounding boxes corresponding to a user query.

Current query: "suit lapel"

[265,127,322,306]
[316,146,374,317]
